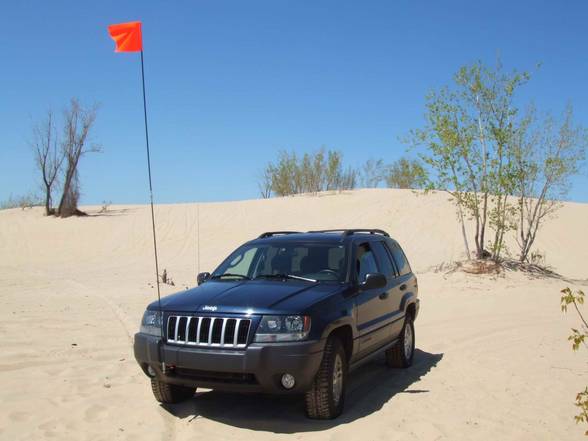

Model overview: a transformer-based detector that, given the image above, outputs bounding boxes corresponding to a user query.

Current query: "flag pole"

[196,203,200,275]
[139,49,163,341]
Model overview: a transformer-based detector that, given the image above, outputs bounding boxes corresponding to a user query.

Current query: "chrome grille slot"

[211,319,223,344]
[188,318,198,341]
[237,320,249,345]
[200,317,211,342]
[177,317,188,341]
[167,316,177,340]
[224,319,236,345]
[167,315,251,348]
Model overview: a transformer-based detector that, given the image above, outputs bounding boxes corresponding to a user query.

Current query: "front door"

[355,242,390,357]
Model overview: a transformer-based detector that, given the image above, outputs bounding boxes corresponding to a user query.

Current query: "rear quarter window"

[372,241,398,281]
[385,240,412,276]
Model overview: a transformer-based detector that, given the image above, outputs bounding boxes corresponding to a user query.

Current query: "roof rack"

[257,231,301,239]
[308,229,390,237]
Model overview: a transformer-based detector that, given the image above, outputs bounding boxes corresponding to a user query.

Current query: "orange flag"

[108,21,142,52]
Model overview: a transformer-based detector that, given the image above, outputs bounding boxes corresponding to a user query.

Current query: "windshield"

[212,242,348,282]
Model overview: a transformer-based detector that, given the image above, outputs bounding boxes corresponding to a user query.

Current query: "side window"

[373,241,397,281]
[356,243,379,282]
[386,240,411,276]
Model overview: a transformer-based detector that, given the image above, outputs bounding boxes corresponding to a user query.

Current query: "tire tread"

[386,315,414,368]
[305,337,345,419]
[150,378,195,404]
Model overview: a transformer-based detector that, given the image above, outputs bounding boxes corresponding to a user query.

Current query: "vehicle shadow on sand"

[162,349,443,433]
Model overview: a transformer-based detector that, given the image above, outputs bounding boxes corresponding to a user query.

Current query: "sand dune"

[0,188,587,440]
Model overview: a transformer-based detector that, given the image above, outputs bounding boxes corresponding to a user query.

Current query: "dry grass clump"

[461,260,502,275]
[432,258,561,279]
[159,269,175,286]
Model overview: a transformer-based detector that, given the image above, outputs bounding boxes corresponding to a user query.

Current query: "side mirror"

[359,273,387,291]
[197,272,211,285]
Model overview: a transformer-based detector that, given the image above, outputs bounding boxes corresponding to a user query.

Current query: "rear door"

[372,241,406,339]
[385,239,417,326]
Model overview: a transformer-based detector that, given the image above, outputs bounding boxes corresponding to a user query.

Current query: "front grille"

[167,315,251,348]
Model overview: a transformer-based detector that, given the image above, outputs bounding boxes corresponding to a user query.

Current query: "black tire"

[305,336,347,419]
[150,378,195,404]
[386,314,415,368]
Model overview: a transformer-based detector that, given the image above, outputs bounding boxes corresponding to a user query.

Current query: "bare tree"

[514,106,587,262]
[325,150,343,190]
[340,166,358,190]
[360,158,386,188]
[31,111,64,215]
[258,165,273,198]
[57,99,100,217]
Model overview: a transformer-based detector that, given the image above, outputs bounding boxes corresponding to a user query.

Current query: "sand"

[0,188,586,440]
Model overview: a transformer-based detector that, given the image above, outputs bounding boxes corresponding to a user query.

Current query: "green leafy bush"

[561,287,588,435]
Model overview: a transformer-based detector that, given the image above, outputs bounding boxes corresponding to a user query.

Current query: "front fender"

[305,289,357,342]
[319,314,357,341]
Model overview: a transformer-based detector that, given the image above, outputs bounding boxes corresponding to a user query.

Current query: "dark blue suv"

[134,229,419,419]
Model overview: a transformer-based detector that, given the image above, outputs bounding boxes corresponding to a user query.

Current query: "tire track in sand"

[64,277,179,441]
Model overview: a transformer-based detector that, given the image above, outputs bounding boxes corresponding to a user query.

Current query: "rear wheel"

[305,336,347,419]
[386,314,415,368]
[150,378,195,404]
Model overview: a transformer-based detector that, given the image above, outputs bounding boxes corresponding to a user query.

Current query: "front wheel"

[305,336,347,419]
[150,378,195,404]
[386,314,415,368]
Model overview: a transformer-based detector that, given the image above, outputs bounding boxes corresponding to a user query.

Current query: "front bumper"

[134,333,324,394]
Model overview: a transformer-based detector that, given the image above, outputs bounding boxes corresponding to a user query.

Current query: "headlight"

[254,315,311,342]
[140,310,162,337]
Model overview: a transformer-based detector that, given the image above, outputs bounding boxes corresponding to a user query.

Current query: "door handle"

[399,284,407,291]
[379,292,388,300]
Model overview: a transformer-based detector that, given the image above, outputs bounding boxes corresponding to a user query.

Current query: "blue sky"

[1,0,587,204]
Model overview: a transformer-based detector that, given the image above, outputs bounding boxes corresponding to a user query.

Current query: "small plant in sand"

[160,269,175,286]
[0,193,42,210]
[99,201,111,213]
[560,287,588,435]
[528,250,546,267]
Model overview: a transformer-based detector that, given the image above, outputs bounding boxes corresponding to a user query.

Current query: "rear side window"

[386,240,412,276]
[372,241,397,281]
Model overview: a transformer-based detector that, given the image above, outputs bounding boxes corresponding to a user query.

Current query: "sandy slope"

[0,188,587,440]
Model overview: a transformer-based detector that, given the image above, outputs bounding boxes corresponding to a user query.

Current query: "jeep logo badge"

[202,305,218,312]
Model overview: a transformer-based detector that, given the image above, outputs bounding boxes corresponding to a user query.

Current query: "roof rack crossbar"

[257,231,301,239]
[307,229,390,237]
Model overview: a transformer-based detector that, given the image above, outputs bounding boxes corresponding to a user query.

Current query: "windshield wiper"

[211,273,251,280]
[254,273,317,283]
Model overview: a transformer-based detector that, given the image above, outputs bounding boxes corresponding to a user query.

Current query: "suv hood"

[149,280,342,315]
